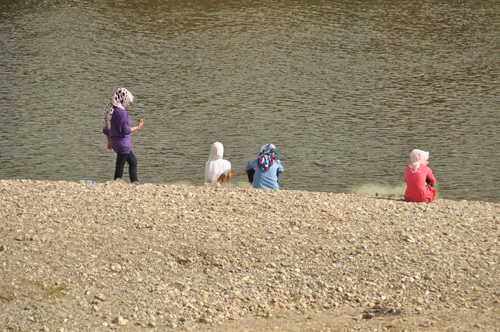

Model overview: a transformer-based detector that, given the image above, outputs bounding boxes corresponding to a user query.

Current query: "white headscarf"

[409,149,429,173]
[103,88,134,130]
[205,142,231,183]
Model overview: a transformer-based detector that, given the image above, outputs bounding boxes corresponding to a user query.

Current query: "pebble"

[0,179,499,331]
[112,316,127,325]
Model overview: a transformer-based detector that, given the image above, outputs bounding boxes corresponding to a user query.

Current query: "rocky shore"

[1,179,499,331]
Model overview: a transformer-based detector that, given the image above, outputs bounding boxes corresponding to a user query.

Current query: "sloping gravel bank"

[1,179,499,331]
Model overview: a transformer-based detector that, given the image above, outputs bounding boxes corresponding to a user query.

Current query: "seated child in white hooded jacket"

[204,142,232,185]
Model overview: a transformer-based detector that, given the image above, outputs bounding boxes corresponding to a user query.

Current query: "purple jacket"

[102,108,132,154]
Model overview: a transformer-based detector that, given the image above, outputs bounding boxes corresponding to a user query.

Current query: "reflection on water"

[1,0,499,202]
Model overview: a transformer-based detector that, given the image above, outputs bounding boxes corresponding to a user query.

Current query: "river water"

[1,0,499,202]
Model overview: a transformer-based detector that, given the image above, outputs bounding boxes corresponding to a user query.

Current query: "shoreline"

[5,177,498,204]
[1,179,499,331]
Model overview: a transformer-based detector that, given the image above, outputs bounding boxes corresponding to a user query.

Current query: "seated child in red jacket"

[404,149,436,203]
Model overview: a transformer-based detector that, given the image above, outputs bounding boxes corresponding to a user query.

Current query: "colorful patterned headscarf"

[409,149,429,173]
[257,143,279,172]
[103,88,134,130]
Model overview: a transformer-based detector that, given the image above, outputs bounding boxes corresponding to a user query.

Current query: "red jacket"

[404,165,436,203]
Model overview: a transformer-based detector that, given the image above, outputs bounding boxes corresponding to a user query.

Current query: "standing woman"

[102,88,143,183]
[404,149,436,203]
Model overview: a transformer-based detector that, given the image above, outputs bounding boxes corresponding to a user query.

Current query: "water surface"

[1,0,499,202]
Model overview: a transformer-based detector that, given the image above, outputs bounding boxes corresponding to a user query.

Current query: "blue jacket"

[245,158,284,190]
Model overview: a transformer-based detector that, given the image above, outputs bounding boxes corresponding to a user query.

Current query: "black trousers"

[114,151,138,183]
[246,168,255,183]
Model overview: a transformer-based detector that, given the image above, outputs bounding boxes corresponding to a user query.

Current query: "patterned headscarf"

[409,149,429,173]
[257,143,279,172]
[103,88,134,130]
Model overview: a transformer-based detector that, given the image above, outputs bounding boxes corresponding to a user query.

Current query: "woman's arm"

[427,168,436,186]
[277,162,284,173]
[106,135,113,151]
[245,158,258,172]
[131,119,144,133]
[103,127,113,151]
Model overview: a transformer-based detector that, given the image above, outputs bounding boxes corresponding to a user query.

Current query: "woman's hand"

[106,136,113,152]
[131,119,144,132]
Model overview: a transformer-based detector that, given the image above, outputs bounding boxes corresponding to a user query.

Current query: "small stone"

[200,317,213,324]
[0,245,6,251]
[110,264,121,272]
[112,316,127,325]
[362,313,375,319]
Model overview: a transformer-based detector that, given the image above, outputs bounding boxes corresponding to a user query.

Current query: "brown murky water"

[1,0,499,202]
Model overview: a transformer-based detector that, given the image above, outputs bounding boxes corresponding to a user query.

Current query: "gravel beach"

[1,179,499,332]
